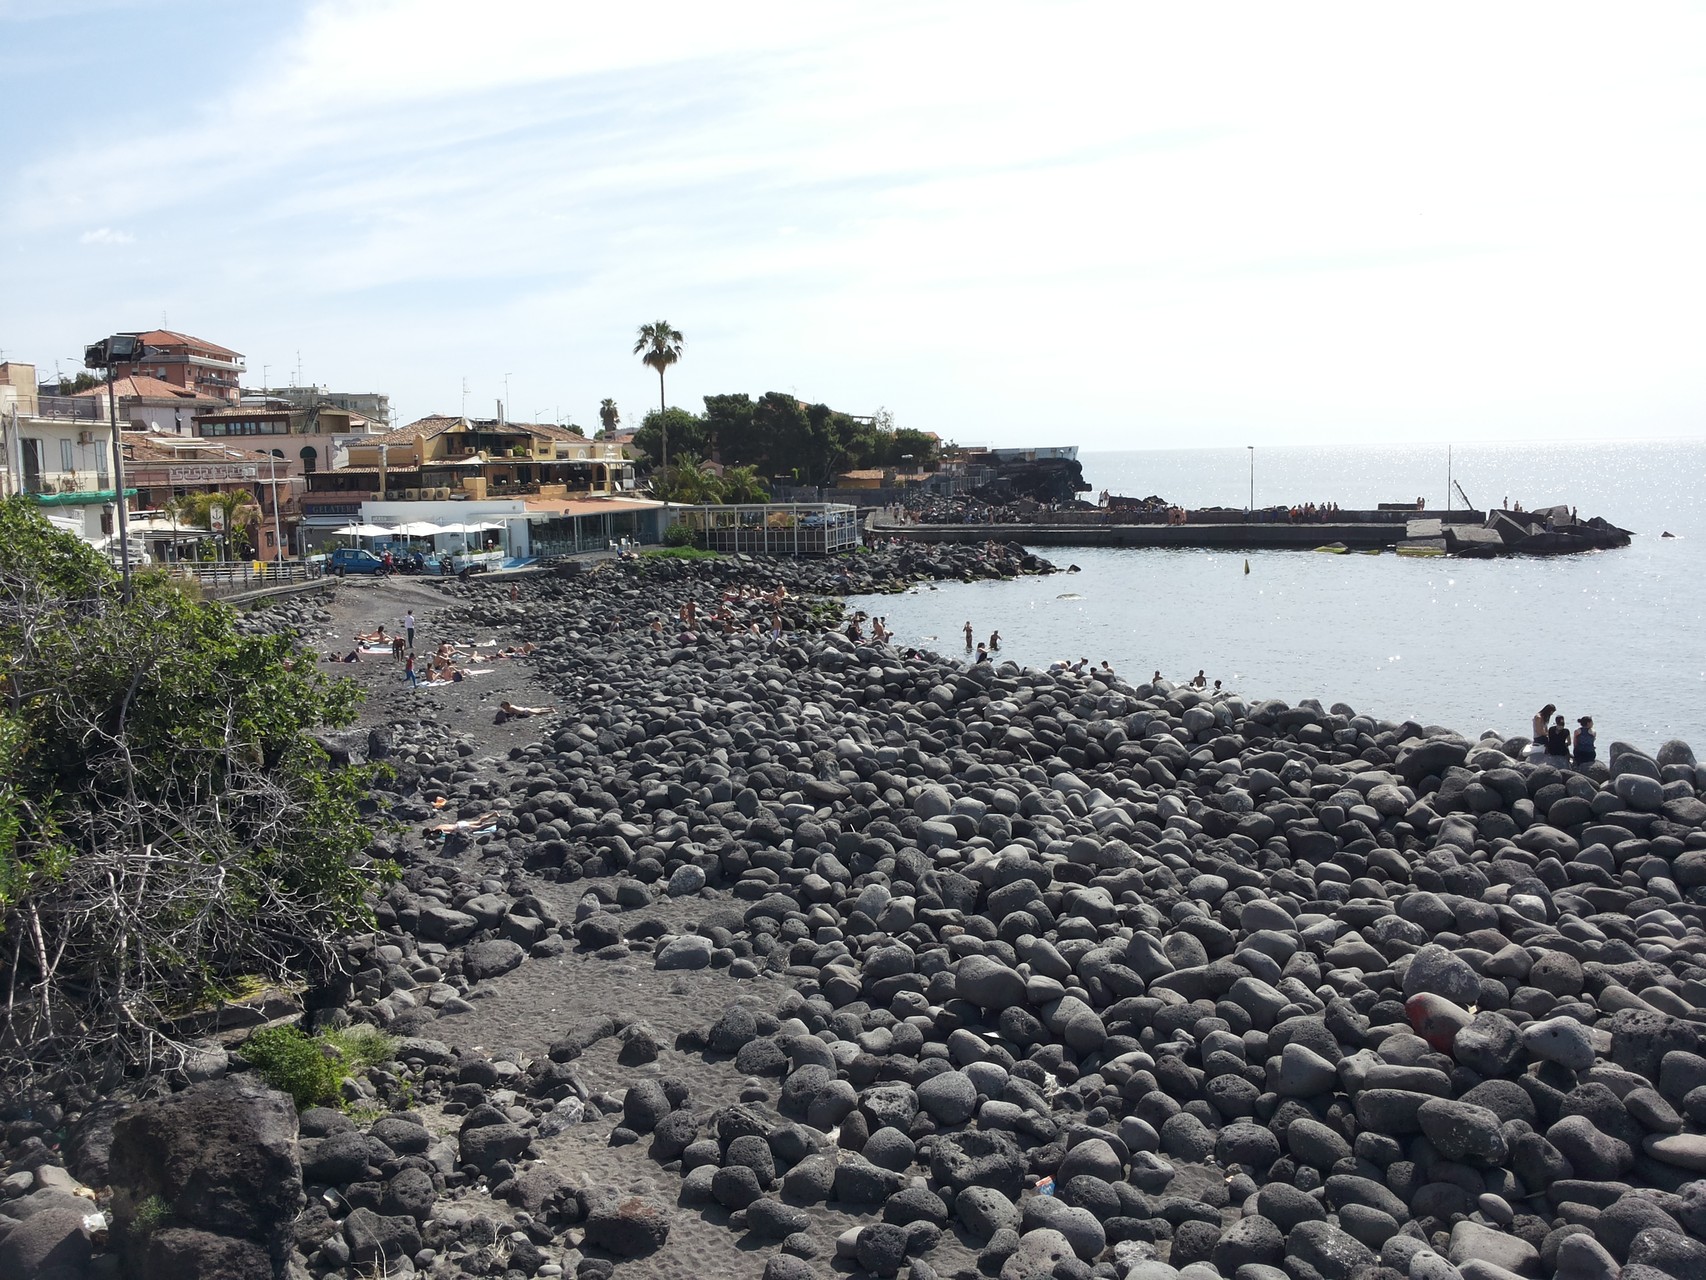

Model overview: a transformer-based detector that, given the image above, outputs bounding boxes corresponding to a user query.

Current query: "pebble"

[111,552,1706,1280]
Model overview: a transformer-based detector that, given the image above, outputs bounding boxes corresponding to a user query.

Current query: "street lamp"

[268,452,283,561]
[1247,446,1254,513]
[84,335,142,602]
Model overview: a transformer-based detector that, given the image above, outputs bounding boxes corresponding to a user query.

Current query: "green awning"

[28,489,137,506]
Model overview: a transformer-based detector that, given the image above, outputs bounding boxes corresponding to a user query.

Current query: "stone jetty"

[3,543,1705,1280]
[880,506,1632,558]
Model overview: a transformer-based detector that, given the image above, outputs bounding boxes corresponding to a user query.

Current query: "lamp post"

[268,451,283,561]
[1247,446,1254,513]
[84,336,141,602]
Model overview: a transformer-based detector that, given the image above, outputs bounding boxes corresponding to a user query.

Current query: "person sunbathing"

[429,811,500,833]
[355,625,387,642]
[498,700,556,719]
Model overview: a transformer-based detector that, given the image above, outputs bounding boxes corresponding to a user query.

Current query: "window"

[96,446,109,488]
[300,445,318,474]
[61,438,75,472]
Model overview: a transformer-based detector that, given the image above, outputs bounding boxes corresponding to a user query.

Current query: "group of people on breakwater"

[1533,701,1596,765]
[652,582,793,644]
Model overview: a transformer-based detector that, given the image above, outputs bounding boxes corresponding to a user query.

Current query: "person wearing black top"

[1545,714,1571,758]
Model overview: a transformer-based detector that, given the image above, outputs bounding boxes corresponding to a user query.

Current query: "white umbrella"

[391,520,445,537]
[460,520,504,532]
[331,522,394,536]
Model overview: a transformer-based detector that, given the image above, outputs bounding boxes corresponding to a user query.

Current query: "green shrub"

[662,522,696,548]
[0,498,388,1087]
[319,1024,396,1071]
[641,547,718,560]
[132,1194,173,1236]
[243,1023,397,1110]
[243,1026,341,1109]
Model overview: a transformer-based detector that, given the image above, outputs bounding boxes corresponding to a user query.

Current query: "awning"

[389,520,445,537]
[331,522,395,536]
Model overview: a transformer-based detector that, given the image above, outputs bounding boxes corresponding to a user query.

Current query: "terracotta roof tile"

[123,330,243,358]
[71,374,200,400]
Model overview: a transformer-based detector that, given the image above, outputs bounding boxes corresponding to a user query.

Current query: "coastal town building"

[0,362,131,544]
[242,383,391,429]
[190,401,384,477]
[69,373,222,436]
[120,433,297,562]
[300,413,649,555]
[105,330,246,405]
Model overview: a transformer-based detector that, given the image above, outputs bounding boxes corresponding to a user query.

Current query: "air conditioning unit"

[78,430,96,444]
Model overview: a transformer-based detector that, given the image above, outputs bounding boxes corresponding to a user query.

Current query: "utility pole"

[85,336,139,602]
[269,451,284,561]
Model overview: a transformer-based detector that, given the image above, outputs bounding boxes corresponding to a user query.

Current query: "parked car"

[327,548,390,576]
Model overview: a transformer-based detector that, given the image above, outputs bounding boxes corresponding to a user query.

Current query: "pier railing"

[167,560,325,596]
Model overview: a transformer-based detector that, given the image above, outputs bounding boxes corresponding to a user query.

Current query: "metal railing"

[34,396,103,421]
[167,560,325,595]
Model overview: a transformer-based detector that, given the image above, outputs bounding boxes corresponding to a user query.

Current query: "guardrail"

[168,560,325,595]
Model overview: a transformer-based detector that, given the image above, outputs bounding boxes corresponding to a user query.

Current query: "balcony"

[23,472,128,505]
[35,396,103,421]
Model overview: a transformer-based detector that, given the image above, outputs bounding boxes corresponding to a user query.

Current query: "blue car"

[327,548,390,576]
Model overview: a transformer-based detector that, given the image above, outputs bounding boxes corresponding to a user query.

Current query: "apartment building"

[0,362,130,542]
[107,329,246,405]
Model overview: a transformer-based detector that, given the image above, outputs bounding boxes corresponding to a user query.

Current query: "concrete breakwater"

[7,545,1706,1280]
[877,508,1632,557]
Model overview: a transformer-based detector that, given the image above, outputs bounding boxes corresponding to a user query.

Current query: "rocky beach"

[6,543,1706,1280]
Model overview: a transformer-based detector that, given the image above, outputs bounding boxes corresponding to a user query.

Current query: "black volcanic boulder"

[108,1078,303,1279]
[584,1193,671,1256]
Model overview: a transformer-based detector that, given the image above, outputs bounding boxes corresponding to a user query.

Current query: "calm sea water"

[849,440,1706,752]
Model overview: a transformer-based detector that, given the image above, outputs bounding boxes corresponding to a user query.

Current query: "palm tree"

[659,456,725,505]
[721,464,769,504]
[598,399,620,435]
[172,489,261,559]
[633,321,684,473]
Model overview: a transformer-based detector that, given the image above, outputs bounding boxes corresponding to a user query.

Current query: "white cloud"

[8,0,1706,445]
[78,227,133,245]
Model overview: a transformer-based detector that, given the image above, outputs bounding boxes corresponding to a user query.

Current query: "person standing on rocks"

[963,620,974,649]
[403,653,417,689]
[403,609,416,650]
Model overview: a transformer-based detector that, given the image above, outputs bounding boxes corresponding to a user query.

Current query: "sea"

[846,440,1706,753]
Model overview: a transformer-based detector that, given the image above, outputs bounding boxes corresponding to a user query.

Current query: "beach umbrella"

[391,520,445,537]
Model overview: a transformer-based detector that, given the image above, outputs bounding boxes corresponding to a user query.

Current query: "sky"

[3,0,1704,449]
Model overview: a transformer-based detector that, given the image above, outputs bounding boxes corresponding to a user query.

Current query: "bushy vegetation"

[242,1023,396,1110]
[131,1194,174,1236]
[636,397,938,487]
[642,546,718,560]
[0,498,391,1088]
[661,522,698,548]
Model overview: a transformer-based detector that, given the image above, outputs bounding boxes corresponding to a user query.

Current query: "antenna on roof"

[461,377,469,418]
